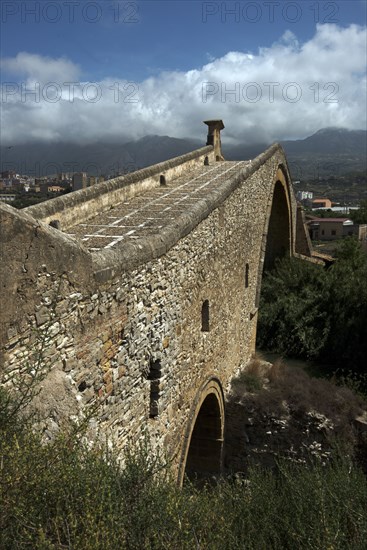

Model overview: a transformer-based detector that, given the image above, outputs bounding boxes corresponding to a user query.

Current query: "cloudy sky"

[1,0,366,146]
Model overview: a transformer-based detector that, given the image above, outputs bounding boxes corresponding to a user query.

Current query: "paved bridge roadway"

[67,161,249,251]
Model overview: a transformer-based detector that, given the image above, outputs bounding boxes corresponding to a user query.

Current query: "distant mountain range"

[281,128,367,179]
[282,127,367,155]
[225,128,367,179]
[1,128,366,180]
[0,136,201,179]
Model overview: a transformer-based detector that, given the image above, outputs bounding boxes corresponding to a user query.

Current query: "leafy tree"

[257,257,330,359]
[257,239,367,372]
[350,200,367,224]
[311,209,345,218]
[322,238,367,370]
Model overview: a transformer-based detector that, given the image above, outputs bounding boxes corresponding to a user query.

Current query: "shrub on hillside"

[1,381,367,549]
[257,257,330,359]
[257,238,367,373]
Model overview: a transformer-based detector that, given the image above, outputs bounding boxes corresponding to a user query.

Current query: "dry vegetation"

[226,356,367,475]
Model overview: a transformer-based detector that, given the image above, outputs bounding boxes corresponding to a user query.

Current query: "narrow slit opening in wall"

[204,156,209,166]
[201,300,210,332]
[160,175,166,186]
[245,263,249,288]
[148,358,162,418]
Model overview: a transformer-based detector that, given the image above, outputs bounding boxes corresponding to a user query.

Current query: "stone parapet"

[25,146,214,230]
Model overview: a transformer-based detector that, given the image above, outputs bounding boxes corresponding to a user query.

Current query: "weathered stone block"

[35,307,50,326]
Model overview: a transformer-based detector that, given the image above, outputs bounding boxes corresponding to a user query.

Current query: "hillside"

[1,128,365,179]
[225,128,367,179]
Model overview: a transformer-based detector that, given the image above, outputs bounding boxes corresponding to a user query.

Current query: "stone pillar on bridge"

[203,119,225,161]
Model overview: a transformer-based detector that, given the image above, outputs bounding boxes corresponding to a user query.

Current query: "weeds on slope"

[1,381,366,550]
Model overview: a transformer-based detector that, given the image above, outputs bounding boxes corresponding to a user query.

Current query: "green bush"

[257,256,330,360]
[1,384,367,549]
[349,200,367,225]
[257,238,367,374]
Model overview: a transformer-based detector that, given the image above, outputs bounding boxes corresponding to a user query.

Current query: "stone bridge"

[0,121,313,483]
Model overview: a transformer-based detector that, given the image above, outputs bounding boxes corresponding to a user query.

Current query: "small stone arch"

[178,378,225,485]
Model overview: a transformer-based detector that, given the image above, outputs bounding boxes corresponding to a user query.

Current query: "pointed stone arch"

[255,164,294,308]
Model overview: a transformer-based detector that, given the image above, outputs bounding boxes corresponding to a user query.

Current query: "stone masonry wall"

[0,146,295,474]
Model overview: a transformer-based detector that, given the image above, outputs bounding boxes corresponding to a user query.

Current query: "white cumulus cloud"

[1,24,366,145]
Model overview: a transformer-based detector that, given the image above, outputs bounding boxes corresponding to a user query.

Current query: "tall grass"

[1,384,366,550]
